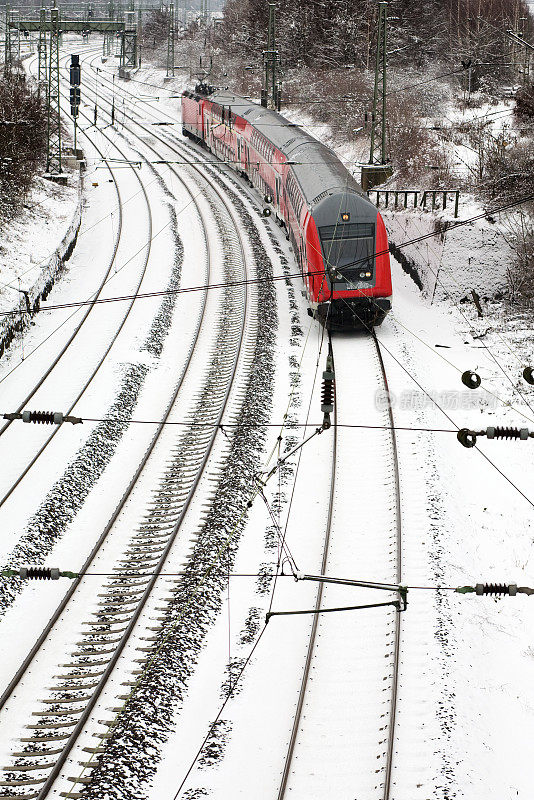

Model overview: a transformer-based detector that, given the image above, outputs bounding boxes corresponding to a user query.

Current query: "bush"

[0,72,47,223]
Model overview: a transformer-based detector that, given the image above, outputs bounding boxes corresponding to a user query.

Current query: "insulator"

[457,428,477,448]
[475,583,514,596]
[523,366,534,385]
[321,374,335,413]
[461,370,481,389]
[19,567,60,580]
[22,410,63,424]
[486,426,526,440]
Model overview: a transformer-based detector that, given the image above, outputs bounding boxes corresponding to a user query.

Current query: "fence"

[367,189,460,218]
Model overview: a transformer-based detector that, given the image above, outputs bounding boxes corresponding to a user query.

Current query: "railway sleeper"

[2,763,55,772]
[80,614,130,624]
[73,639,122,649]
[115,556,160,566]
[54,668,106,679]
[79,626,128,637]
[97,589,143,599]
[21,733,71,741]
[0,777,47,786]
[94,598,141,609]
[39,696,93,704]
[67,647,116,658]
[0,792,40,799]
[12,749,63,758]
[134,532,173,542]
[31,708,84,717]
[26,720,77,730]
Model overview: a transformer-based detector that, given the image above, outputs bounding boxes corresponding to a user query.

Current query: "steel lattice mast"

[46,8,62,174]
[4,5,12,76]
[166,2,175,77]
[38,7,48,95]
[361,1,392,190]
[369,1,388,166]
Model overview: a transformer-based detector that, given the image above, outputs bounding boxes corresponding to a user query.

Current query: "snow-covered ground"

[0,173,80,313]
[0,42,532,800]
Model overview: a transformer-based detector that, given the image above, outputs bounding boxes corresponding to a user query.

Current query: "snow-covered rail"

[277,332,402,800]
[0,52,153,514]
[85,61,406,798]
[0,52,267,800]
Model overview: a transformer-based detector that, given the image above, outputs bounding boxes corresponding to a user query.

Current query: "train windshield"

[319,223,375,283]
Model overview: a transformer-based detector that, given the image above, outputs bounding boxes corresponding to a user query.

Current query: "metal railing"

[367,188,460,218]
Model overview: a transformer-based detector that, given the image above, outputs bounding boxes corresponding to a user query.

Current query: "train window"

[319,223,375,282]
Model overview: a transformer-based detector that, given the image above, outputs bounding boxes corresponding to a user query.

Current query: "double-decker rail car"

[182,86,392,330]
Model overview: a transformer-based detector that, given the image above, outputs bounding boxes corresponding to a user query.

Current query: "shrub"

[0,71,47,223]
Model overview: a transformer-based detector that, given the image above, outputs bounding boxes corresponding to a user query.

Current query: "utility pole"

[69,53,81,153]
[361,1,392,191]
[121,10,137,67]
[166,2,175,78]
[506,28,533,83]
[137,6,142,66]
[46,8,62,175]
[37,7,47,95]
[4,5,12,77]
[261,3,278,109]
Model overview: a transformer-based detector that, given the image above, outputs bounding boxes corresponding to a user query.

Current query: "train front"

[306,192,392,331]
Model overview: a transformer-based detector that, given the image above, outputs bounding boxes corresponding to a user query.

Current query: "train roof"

[194,88,368,208]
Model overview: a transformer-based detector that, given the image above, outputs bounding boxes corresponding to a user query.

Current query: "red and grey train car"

[182,86,392,330]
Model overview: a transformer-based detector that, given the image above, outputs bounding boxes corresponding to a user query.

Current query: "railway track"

[276,331,402,800]
[0,51,154,517]
[79,57,405,798]
[0,47,269,800]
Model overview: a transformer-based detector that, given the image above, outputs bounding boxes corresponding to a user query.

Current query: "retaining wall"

[0,172,83,360]
[383,206,513,303]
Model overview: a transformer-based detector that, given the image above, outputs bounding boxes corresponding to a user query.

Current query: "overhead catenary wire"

[5,567,533,596]
[2,192,534,321]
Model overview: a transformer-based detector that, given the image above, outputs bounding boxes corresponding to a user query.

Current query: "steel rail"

[0,47,122,440]
[0,52,154,511]
[38,150,251,800]
[372,329,402,800]
[0,47,158,714]
[0,52,257,800]
[276,332,338,800]
[90,62,404,799]
[276,332,403,800]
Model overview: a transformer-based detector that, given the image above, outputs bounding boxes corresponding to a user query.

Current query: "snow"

[0,175,80,311]
[0,38,532,800]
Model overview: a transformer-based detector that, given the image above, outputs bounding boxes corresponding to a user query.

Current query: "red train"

[182,86,392,330]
